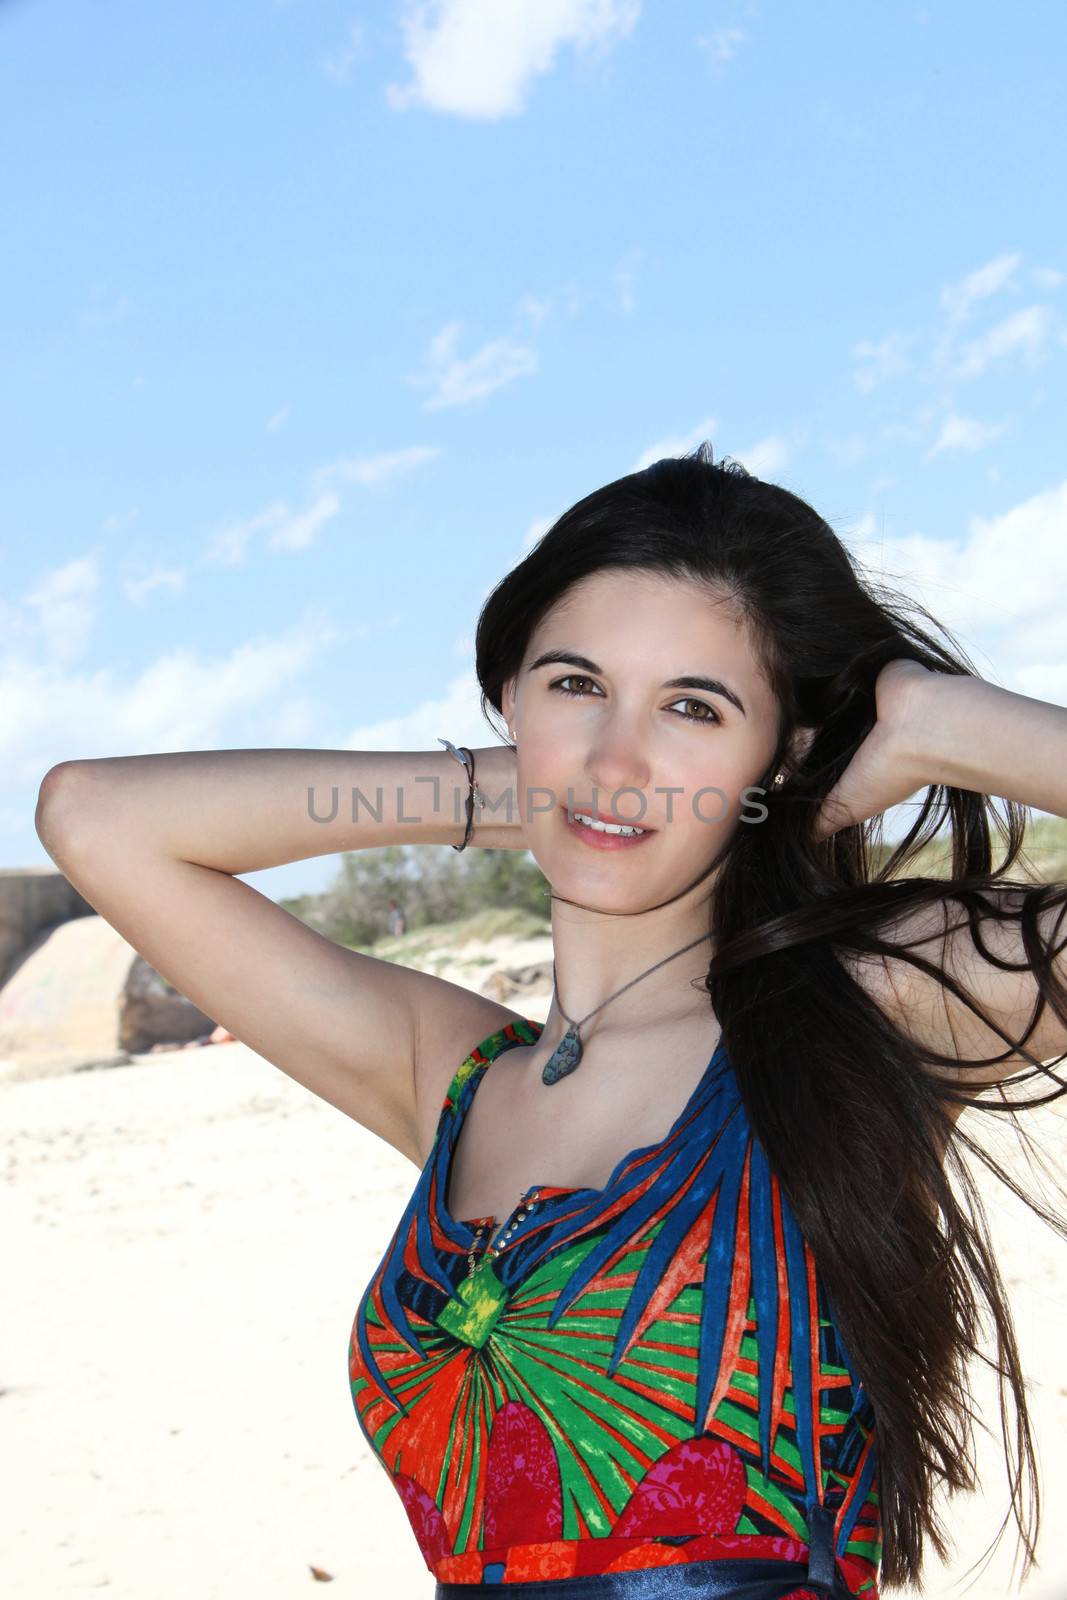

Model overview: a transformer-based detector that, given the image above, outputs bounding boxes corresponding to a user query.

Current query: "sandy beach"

[3,1032,1066,1599]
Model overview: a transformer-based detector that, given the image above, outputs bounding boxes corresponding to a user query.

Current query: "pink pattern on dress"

[393,1472,453,1567]
[483,1400,564,1548]
[613,1435,749,1537]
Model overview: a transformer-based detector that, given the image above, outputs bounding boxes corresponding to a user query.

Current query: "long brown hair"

[473,442,1067,1589]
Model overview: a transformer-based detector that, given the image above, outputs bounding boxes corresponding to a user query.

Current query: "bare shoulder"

[839,884,1067,1125]
[410,982,534,1167]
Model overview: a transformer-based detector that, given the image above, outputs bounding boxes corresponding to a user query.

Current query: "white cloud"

[263,693,324,745]
[266,405,290,433]
[515,282,582,326]
[311,444,443,493]
[515,291,556,328]
[1014,657,1067,702]
[203,446,440,568]
[266,491,343,552]
[121,622,334,741]
[610,246,644,314]
[323,22,366,83]
[730,434,790,479]
[23,557,98,666]
[851,253,1062,468]
[123,568,188,605]
[1,612,336,788]
[630,423,787,481]
[385,0,641,120]
[953,304,1056,380]
[851,329,919,393]
[409,271,595,413]
[412,320,538,409]
[205,501,290,567]
[631,416,718,472]
[696,25,745,64]
[1031,265,1064,290]
[923,412,1009,460]
[855,257,1015,399]
[939,251,1021,327]
[926,255,1060,388]
[842,478,1067,702]
[827,435,872,467]
[879,409,934,448]
[340,665,500,753]
[102,506,140,536]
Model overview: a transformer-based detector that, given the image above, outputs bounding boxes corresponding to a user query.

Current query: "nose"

[582,722,652,818]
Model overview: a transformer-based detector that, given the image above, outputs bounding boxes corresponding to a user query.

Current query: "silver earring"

[772,771,785,787]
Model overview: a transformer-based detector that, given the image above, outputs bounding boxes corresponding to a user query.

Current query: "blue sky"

[3,0,1065,903]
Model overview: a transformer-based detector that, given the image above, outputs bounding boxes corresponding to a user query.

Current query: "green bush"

[280,843,551,947]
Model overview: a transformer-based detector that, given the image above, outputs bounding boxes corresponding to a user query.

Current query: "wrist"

[469,744,523,848]
[891,669,977,792]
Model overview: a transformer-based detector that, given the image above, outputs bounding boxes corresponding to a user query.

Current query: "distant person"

[386,900,406,937]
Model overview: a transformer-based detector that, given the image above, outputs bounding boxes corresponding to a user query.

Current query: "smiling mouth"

[562,804,655,840]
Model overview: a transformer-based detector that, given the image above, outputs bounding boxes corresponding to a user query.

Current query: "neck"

[545,900,714,1032]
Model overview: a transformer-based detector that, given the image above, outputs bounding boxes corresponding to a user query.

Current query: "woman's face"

[501,568,787,913]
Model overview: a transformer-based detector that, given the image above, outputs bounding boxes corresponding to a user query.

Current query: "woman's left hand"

[811,659,935,842]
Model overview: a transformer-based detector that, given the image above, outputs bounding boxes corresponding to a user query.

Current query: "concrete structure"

[0,867,216,1084]
[0,866,94,988]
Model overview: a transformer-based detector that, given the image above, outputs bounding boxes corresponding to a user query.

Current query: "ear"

[500,676,517,731]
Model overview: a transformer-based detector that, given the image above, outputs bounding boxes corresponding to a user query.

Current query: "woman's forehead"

[531,572,756,662]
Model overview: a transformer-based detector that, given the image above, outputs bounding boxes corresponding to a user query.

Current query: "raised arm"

[35,743,526,1165]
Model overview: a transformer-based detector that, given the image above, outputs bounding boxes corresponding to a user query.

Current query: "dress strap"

[805,1499,837,1590]
[436,1018,544,1183]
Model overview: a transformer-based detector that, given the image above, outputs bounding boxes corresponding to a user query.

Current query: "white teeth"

[573,812,646,837]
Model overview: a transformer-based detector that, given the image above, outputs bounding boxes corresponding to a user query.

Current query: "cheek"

[668,749,759,829]
[512,747,564,828]
[516,735,580,795]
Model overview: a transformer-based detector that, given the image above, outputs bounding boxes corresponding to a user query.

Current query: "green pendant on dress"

[542,1025,583,1085]
[435,1257,509,1347]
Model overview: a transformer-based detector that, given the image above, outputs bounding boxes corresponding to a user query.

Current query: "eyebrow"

[527,649,747,717]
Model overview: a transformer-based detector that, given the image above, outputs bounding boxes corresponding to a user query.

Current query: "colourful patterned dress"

[348,1018,882,1596]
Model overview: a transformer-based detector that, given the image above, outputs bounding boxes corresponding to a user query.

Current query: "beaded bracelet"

[437,738,483,851]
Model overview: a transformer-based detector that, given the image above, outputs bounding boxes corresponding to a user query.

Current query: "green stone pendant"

[541,1025,583,1085]
[435,1257,509,1347]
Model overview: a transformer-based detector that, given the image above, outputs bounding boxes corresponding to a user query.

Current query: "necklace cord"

[553,931,713,1029]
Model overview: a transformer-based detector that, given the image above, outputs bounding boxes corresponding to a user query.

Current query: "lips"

[567,805,656,830]
[560,803,656,850]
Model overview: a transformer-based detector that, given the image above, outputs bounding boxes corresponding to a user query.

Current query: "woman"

[36,445,1067,1599]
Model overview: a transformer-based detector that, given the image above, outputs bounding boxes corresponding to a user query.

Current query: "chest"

[443,1015,723,1229]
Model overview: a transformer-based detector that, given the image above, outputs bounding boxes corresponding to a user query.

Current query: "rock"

[479,960,553,1002]
[0,916,217,1082]
[71,1052,134,1073]
[119,955,216,1055]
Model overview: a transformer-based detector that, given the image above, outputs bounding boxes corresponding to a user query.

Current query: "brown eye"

[670,697,721,727]
[551,678,720,728]
[550,675,601,699]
